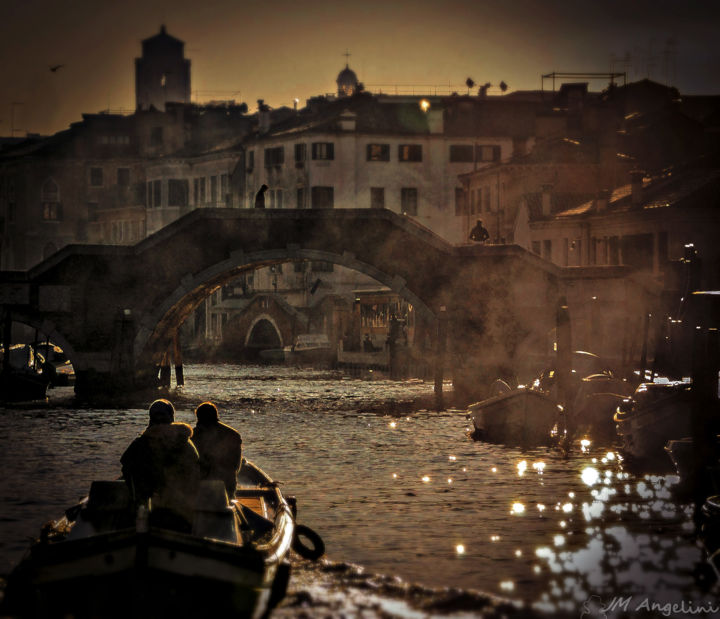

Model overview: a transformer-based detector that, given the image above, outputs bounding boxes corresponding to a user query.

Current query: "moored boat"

[2,460,295,619]
[614,380,693,466]
[466,387,562,445]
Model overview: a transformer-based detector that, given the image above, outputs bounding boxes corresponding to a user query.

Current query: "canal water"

[0,364,717,617]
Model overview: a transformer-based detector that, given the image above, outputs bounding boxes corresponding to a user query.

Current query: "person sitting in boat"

[120,399,200,529]
[192,401,243,498]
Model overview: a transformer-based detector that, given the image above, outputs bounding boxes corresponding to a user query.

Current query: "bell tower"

[135,25,191,111]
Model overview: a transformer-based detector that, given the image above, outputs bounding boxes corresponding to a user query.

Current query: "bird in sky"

[49,65,64,72]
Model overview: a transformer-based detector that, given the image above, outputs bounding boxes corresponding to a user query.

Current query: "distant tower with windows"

[336,51,360,97]
[135,25,191,111]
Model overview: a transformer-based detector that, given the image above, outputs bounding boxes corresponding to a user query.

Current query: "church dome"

[336,65,359,97]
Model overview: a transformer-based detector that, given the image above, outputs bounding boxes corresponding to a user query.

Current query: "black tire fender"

[292,523,325,561]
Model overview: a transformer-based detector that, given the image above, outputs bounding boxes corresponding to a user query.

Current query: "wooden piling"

[639,312,651,380]
[173,333,184,387]
[556,297,573,434]
[433,308,447,410]
[159,351,171,389]
[2,309,10,372]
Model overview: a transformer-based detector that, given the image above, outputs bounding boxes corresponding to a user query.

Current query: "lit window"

[399,144,422,162]
[366,144,390,161]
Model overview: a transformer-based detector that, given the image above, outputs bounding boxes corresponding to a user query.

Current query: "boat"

[569,373,634,441]
[2,459,296,619]
[613,379,693,465]
[288,333,335,366]
[466,386,562,445]
[467,350,626,445]
[0,344,51,403]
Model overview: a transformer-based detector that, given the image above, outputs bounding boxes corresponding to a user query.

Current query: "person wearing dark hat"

[192,402,243,497]
[120,399,201,528]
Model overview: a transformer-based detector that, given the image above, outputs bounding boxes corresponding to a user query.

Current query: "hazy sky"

[2,0,720,136]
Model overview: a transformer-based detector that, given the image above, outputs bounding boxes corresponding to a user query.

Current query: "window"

[312,142,334,160]
[151,126,163,146]
[542,240,552,260]
[168,179,188,207]
[483,187,491,212]
[264,146,284,167]
[41,178,59,202]
[399,144,422,162]
[367,144,390,161]
[194,177,206,204]
[295,143,307,162]
[370,187,385,209]
[311,261,334,272]
[152,180,162,208]
[42,203,62,221]
[42,178,61,221]
[90,167,103,186]
[476,144,501,162]
[454,188,466,216]
[311,186,334,208]
[87,202,98,223]
[532,241,541,255]
[247,151,255,171]
[269,189,283,208]
[294,261,307,272]
[449,145,474,162]
[117,168,130,186]
[401,188,418,215]
[210,176,218,204]
[220,174,228,200]
[296,187,306,209]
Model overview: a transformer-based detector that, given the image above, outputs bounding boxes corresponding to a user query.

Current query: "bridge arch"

[133,247,437,368]
[0,309,81,371]
[244,315,284,348]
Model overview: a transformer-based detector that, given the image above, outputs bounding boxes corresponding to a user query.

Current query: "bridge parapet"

[0,208,560,401]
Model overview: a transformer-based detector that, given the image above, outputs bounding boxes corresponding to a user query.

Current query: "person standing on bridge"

[192,401,243,497]
[469,219,490,244]
[254,184,268,209]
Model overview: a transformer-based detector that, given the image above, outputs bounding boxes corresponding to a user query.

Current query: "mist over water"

[0,364,715,616]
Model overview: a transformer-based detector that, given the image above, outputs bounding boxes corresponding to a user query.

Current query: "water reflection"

[0,364,714,616]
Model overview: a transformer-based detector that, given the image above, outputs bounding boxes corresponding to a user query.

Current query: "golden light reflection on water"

[455,544,465,555]
[517,460,528,476]
[11,364,712,618]
[581,467,600,486]
[511,502,525,514]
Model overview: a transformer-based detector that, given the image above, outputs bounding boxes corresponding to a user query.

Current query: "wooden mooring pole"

[174,332,184,387]
[433,307,447,410]
[556,296,573,436]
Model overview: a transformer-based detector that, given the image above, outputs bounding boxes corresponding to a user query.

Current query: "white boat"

[614,380,693,464]
[467,387,562,445]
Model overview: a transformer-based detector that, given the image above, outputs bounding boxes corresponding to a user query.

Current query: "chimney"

[339,109,357,131]
[541,183,553,217]
[594,189,611,212]
[257,99,270,134]
[630,170,644,206]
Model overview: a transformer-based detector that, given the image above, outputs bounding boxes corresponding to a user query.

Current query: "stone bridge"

[0,208,560,402]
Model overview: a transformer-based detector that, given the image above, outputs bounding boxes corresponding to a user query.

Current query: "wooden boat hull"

[467,389,560,445]
[3,461,293,619]
[614,382,693,464]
